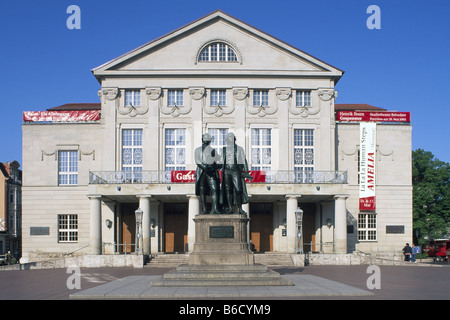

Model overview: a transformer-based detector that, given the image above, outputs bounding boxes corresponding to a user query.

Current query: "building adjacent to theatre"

[21,11,412,262]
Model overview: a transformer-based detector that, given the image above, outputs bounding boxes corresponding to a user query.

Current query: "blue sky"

[1,0,449,165]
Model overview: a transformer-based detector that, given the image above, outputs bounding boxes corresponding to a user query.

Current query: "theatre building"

[21,11,412,264]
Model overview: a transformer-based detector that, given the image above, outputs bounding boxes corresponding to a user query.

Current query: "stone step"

[254,254,294,266]
[145,254,189,267]
[151,264,293,287]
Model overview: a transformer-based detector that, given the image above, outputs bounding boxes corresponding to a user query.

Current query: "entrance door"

[164,203,188,253]
[250,203,273,252]
[301,203,316,253]
[121,203,138,253]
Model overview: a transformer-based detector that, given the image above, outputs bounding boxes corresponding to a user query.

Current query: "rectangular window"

[165,129,186,171]
[253,90,269,107]
[251,128,271,172]
[58,214,78,243]
[296,90,311,107]
[58,151,78,185]
[208,128,228,156]
[122,129,143,182]
[294,129,314,183]
[168,90,183,106]
[358,213,377,241]
[210,90,226,106]
[125,90,141,106]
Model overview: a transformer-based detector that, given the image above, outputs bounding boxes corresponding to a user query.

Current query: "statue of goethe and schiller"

[194,132,252,215]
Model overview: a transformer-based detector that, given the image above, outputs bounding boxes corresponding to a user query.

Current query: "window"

[210,90,226,106]
[296,90,311,107]
[58,151,78,185]
[358,213,377,241]
[199,42,238,62]
[122,129,143,181]
[253,90,269,107]
[294,129,314,182]
[168,90,183,106]
[208,128,228,156]
[165,129,186,171]
[251,129,271,172]
[58,214,78,243]
[125,90,141,106]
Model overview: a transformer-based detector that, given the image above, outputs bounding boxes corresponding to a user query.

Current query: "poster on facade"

[359,122,376,211]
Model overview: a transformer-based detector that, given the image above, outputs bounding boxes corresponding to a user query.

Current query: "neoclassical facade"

[21,11,412,261]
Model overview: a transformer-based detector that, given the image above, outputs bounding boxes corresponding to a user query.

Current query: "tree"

[412,149,450,245]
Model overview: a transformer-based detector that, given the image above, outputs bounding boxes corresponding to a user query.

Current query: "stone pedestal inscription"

[189,214,254,265]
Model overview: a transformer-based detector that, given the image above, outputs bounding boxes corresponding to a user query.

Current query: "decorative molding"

[145,87,162,100]
[189,87,205,100]
[232,87,248,101]
[101,87,119,101]
[276,88,291,101]
[318,88,336,101]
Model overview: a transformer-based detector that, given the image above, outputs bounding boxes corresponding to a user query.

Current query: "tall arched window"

[198,42,238,62]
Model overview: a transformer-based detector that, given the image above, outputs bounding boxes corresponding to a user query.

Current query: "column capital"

[285,194,301,200]
[187,194,199,199]
[136,194,152,199]
[87,194,102,200]
[334,194,349,200]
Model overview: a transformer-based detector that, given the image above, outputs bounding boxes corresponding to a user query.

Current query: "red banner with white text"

[23,111,100,122]
[171,170,266,183]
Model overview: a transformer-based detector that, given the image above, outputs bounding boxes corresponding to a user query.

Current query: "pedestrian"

[402,243,412,262]
[411,244,420,263]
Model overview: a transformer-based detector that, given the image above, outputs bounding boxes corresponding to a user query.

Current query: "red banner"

[359,196,376,211]
[171,170,196,183]
[23,111,100,122]
[171,170,266,183]
[337,111,410,123]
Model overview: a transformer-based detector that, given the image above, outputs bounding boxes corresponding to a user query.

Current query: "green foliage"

[412,149,450,244]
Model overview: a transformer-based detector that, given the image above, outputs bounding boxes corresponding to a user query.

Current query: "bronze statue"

[220,132,253,214]
[195,133,222,214]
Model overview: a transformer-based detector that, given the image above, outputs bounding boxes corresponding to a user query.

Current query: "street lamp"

[135,208,143,255]
[295,207,304,254]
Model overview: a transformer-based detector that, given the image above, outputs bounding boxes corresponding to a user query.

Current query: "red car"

[424,239,450,262]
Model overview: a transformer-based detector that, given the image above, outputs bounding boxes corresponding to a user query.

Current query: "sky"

[1,0,449,166]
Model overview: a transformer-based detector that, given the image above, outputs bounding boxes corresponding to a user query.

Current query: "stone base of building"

[18,254,145,269]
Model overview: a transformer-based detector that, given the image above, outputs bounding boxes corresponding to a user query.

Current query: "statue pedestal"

[189,214,254,265]
[152,214,293,287]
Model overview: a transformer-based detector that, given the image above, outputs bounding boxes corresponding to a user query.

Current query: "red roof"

[335,104,386,111]
[47,103,101,111]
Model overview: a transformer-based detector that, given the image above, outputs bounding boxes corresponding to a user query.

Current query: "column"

[242,196,251,245]
[89,195,102,255]
[138,195,151,255]
[286,195,299,253]
[334,195,348,254]
[187,195,200,252]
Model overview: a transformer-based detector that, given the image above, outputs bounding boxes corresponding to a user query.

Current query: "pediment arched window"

[198,41,239,63]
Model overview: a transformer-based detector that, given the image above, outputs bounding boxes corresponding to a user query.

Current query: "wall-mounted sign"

[337,111,410,123]
[359,122,376,211]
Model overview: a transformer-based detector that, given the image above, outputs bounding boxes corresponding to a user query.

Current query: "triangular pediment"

[92,10,343,80]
